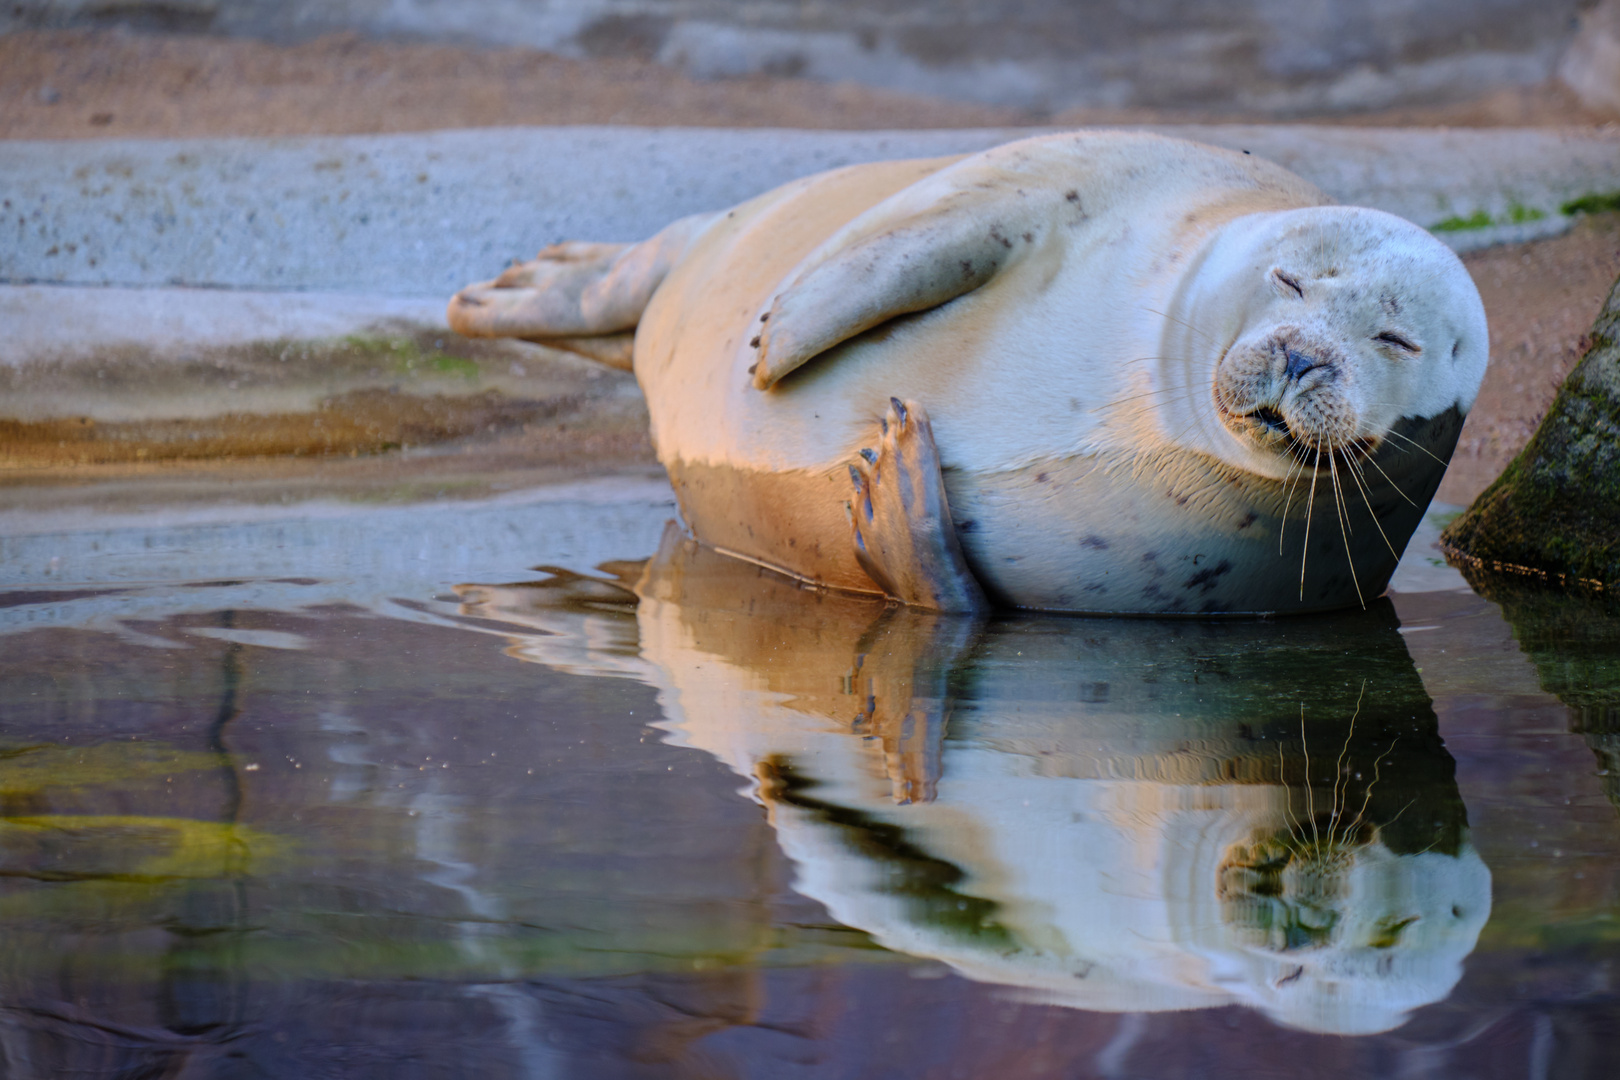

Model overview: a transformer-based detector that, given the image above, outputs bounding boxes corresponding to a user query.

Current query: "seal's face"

[1211,826,1491,1035]
[1202,208,1488,475]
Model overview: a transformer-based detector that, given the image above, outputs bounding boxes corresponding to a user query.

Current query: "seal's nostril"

[1283,348,1320,382]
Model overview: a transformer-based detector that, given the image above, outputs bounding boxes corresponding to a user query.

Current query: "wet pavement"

[1,481,1618,1077]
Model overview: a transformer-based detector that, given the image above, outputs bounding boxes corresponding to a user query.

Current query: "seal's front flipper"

[850,398,988,614]
[752,197,1011,389]
[749,145,1097,390]
[447,212,717,355]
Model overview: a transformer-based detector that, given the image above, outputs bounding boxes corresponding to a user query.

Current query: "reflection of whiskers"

[1219,684,1408,955]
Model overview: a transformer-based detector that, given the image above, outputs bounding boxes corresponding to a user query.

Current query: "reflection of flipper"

[850,398,988,614]
[848,608,981,804]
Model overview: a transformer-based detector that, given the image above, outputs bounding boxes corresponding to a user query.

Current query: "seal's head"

[1185,207,1488,479]
[1201,826,1491,1035]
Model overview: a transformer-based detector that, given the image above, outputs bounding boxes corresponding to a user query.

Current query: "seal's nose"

[1283,347,1324,382]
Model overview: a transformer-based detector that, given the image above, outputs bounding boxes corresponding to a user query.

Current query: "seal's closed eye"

[1374,331,1420,354]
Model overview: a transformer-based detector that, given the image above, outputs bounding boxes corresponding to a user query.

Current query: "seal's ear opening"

[752,192,1036,390]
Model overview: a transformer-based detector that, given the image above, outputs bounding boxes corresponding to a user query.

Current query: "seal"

[449,131,1490,614]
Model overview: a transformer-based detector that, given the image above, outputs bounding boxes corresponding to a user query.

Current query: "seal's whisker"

[1301,703,1321,853]
[1276,446,1311,556]
[1299,438,1322,600]
[1328,447,1355,537]
[1327,450,1366,608]
[1342,735,1400,842]
[1380,795,1419,838]
[1090,385,1181,413]
[1277,742,1301,836]
[1141,306,1217,346]
[1343,453,1404,561]
[1351,444,1421,508]
[1379,426,1450,468]
[1327,681,1366,848]
[1140,414,1211,461]
[1343,445,1376,493]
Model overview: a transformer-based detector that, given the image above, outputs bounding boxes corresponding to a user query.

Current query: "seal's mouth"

[1219,399,1380,469]
[1252,406,1289,435]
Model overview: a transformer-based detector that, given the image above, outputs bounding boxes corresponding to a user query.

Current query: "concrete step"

[6,125,1618,299]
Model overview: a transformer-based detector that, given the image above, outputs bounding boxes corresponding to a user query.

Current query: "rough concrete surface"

[5,125,1618,302]
[0,284,441,365]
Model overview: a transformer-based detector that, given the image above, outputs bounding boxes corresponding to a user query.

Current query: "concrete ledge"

[0,284,443,366]
[6,125,1619,298]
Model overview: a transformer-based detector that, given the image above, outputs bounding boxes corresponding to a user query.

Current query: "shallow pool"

[1,483,1617,1078]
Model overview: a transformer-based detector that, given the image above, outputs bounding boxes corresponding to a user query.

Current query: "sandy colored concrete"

[1,12,1608,122]
[5,29,1618,143]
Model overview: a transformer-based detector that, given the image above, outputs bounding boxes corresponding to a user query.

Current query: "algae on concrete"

[1442,269,1620,590]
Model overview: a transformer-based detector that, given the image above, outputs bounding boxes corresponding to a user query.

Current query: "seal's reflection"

[459,527,1490,1036]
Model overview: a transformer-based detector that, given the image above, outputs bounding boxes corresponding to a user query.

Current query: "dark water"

[1,486,1618,1078]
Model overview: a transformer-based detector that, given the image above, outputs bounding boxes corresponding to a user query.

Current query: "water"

[1,483,1617,1078]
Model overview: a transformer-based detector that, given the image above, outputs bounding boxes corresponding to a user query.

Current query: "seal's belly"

[668,407,1459,615]
[947,455,1409,615]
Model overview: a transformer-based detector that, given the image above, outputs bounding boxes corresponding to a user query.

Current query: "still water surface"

[1,481,1618,1078]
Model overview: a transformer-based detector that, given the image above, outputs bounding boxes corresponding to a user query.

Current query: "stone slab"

[0,284,443,366]
[4,125,1617,298]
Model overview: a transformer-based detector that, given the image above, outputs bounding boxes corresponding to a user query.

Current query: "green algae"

[1561,191,1620,216]
[1433,209,1495,232]
[338,333,481,379]
[0,814,276,882]
[1432,202,1548,233]
[0,740,219,801]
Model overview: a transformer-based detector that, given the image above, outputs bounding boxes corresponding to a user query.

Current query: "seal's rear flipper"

[850,398,988,614]
[447,212,718,363]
